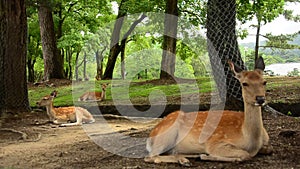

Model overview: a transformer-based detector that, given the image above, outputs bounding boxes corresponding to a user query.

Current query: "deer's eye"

[263,81,267,85]
[242,82,249,87]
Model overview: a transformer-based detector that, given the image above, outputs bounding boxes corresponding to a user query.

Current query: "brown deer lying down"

[37,91,95,126]
[78,83,108,101]
[145,57,273,166]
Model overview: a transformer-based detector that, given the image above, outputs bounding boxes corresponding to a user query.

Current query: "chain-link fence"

[207,0,246,104]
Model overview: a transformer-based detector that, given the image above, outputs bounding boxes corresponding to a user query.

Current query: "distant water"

[265,63,300,76]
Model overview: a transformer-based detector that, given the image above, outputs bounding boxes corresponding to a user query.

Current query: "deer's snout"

[255,96,265,106]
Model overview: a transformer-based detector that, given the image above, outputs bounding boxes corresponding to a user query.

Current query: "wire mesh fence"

[207,0,246,103]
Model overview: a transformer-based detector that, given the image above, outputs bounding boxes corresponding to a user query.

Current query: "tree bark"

[95,47,106,80]
[120,39,126,80]
[207,0,246,110]
[160,0,178,80]
[66,48,73,79]
[38,0,65,81]
[0,0,31,114]
[254,20,261,64]
[83,52,87,80]
[103,0,146,79]
[102,7,126,80]
[27,57,36,82]
[75,51,83,81]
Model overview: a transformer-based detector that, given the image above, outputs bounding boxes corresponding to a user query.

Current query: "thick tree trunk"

[160,0,178,80]
[38,0,65,81]
[207,0,246,110]
[102,15,125,80]
[0,0,31,114]
[103,0,146,79]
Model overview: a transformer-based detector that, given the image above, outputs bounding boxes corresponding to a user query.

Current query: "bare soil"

[0,110,299,169]
[1,77,299,169]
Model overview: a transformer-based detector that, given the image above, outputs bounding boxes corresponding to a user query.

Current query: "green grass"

[264,76,300,91]
[30,78,214,107]
[30,76,300,108]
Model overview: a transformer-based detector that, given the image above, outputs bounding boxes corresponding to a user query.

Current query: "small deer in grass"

[36,91,95,127]
[144,57,273,166]
[78,83,109,101]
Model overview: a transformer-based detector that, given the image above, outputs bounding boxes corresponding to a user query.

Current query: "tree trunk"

[103,0,146,80]
[207,0,246,110]
[95,48,105,80]
[27,57,36,82]
[102,13,125,80]
[38,0,65,81]
[67,48,73,79]
[95,50,100,80]
[0,0,31,114]
[64,48,72,79]
[121,39,126,80]
[160,0,178,80]
[83,52,87,80]
[74,51,83,81]
[254,20,261,65]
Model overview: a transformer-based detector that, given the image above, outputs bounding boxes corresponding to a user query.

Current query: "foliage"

[26,0,299,83]
[26,0,113,81]
[237,0,285,24]
[283,0,300,22]
[178,0,207,27]
[263,32,300,50]
[288,68,300,76]
[240,34,300,64]
[240,46,286,69]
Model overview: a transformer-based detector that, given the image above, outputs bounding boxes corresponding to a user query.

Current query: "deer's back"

[150,110,244,142]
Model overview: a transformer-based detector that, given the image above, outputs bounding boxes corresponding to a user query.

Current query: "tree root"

[0,128,42,142]
[263,105,288,117]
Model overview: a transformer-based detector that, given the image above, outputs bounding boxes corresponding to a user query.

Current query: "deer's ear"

[50,90,57,97]
[228,60,243,79]
[255,57,265,71]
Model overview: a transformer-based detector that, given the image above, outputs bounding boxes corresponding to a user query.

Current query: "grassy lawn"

[29,76,300,108]
[29,78,214,107]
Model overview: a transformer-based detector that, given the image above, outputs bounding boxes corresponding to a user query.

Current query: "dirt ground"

[1,77,299,168]
[0,110,299,169]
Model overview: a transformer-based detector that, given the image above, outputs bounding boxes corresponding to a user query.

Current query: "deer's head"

[101,83,109,91]
[229,57,266,106]
[36,90,58,106]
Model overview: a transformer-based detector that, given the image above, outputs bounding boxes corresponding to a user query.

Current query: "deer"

[144,57,273,166]
[78,83,108,101]
[36,90,95,127]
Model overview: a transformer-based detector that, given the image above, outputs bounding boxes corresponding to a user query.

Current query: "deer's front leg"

[259,128,273,155]
[204,142,252,162]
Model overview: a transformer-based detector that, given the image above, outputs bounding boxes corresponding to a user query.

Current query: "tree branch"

[62,2,79,22]
[121,13,147,40]
[259,45,300,50]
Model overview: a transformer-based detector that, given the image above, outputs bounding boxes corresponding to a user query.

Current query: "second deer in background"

[78,83,109,102]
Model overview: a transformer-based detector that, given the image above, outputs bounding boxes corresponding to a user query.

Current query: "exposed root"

[0,128,42,142]
[263,105,288,117]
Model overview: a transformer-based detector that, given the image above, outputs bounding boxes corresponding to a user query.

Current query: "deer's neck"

[101,90,106,100]
[46,103,56,117]
[242,102,263,138]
